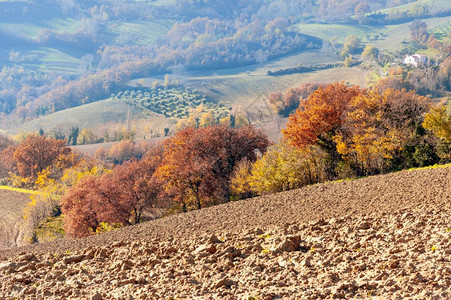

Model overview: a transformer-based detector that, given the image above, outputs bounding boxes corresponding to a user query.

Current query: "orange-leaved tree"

[283,82,363,177]
[283,82,363,150]
[12,134,72,182]
[337,88,432,174]
[62,176,102,237]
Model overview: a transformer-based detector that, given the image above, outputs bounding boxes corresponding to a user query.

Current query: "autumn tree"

[422,104,451,161]
[335,89,433,174]
[107,139,143,164]
[355,2,370,24]
[61,176,102,238]
[340,35,361,58]
[100,149,164,225]
[155,125,269,212]
[12,135,72,181]
[62,147,164,237]
[0,135,15,179]
[372,77,415,94]
[283,82,363,152]
[283,83,437,176]
[362,44,379,62]
[409,19,429,44]
[232,143,327,196]
[268,83,322,117]
[423,104,451,143]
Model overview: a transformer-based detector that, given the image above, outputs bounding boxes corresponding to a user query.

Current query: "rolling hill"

[1,0,450,140]
[0,165,449,298]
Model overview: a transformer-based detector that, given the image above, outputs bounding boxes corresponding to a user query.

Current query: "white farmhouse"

[403,54,427,67]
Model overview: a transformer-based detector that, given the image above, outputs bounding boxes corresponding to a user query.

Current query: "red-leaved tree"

[62,146,164,237]
[155,125,269,211]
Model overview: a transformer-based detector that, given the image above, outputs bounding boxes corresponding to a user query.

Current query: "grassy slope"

[295,24,383,43]
[374,16,451,52]
[10,99,152,134]
[110,19,175,46]
[375,0,451,14]
[296,16,451,53]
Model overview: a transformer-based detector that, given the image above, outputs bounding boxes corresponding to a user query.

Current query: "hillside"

[5,14,451,137]
[0,166,449,299]
[0,188,34,250]
[2,0,450,139]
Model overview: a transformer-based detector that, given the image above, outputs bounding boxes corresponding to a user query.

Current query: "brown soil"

[0,166,450,299]
[0,190,32,250]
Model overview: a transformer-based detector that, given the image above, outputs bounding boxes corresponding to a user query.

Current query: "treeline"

[1,82,450,240]
[362,2,451,25]
[267,63,344,76]
[268,83,323,117]
[234,82,451,195]
[0,126,269,238]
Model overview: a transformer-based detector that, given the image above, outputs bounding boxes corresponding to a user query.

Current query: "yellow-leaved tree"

[231,143,327,196]
[23,159,108,242]
[422,104,451,161]
[423,105,451,143]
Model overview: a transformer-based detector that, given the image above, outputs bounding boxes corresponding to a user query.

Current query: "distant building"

[403,54,427,67]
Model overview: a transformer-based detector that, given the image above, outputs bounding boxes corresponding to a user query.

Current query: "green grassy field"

[296,24,383,43]
[375,0,451,15]
[296,16,451,53]
[22,47,82,74]
[0,17,81,41]
[110,19,174,46]
[432,22,451,41]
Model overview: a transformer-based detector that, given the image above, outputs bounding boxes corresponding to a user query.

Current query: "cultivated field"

[0,165,449,298]
[110,20,174,46]
[0,188,34,250]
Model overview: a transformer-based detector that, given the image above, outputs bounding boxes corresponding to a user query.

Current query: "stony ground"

[0,166,450,299]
